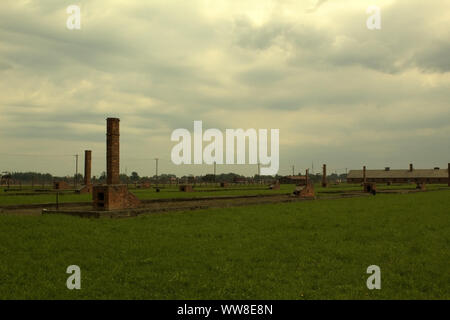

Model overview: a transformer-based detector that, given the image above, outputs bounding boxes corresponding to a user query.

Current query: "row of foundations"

[68,118,449,211]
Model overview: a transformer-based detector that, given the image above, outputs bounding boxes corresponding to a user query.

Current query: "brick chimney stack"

[410,163,413,172]
[106,118,120,185]
[363,166,366,183]
[322,164,327,187]
[84,150,92,186]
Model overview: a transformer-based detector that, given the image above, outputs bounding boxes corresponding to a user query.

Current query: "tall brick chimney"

[84,150,92,186]
[106,118,120,185]
[409,163,413,172]
[363,166,366,183]
[322,164,327,187]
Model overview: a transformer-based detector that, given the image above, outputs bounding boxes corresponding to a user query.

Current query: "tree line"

[1,170,347,185]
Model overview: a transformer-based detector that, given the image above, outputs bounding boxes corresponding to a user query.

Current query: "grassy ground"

[0,190,448,299]
[1,183,447,206]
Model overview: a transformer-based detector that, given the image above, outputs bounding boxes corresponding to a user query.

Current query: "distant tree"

[99,171,106,182]
[130,171,139,182]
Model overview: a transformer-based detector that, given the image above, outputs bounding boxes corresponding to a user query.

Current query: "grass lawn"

[0,190,448,299]
[0,184,298,206]
[1,183,447,206]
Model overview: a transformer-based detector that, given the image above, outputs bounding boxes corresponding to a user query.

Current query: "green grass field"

[0,189,448,299]
[0,183,447,206]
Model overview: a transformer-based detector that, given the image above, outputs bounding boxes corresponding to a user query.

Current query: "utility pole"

[256,162,261,184]
[74,154,79,188]
[154,158,159,185]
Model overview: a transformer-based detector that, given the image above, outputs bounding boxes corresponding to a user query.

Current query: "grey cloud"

[306,0,328,13]
[0,0,449,176]
[232,17,289,50]
[236,67,285,86]
[231,1,450,75]
[412,40,450,73]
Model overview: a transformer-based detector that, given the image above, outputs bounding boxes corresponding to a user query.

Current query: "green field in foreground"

[0,183,447,206]
[0,190,449,299]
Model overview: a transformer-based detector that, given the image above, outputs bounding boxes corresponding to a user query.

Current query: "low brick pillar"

[269,181,280,190]
[416,182,426,191]
[93,185,141,211]
[137,182,151,189]
[293,183,315,199]
[54,181,70,190]
[179,185,193,192]
[363,182,377,194]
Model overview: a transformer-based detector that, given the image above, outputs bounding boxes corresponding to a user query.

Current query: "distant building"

[280,175,307,185]
[233,177,247,184]
[54,180,70,190]
[347,164,449,184]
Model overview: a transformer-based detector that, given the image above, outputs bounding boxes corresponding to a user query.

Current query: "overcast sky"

[0,0,449,177]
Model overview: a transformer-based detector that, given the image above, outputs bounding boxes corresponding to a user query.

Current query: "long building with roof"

[347,163,450,185]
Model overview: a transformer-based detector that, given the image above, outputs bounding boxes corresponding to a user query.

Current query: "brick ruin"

[136,181,151,189]
[85,150,92,185]
[269,180,280,190]
[322,164,328,187]
[54,180,70,190]
[92,118,141,210]
[416,182,426,190]
[79,150,93,194]
[179,185,193,192]
[363,182,377,194]
[362,166,377,194]
[363,165,366,183]
[293,169,315,199]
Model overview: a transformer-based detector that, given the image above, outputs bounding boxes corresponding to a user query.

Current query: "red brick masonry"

[179,185,193,192]
[54,181,70,190]
[84,150,92,186]
[93,185,141,210]
[106,118,120,185]
[293,183,315,199]
[92,118,141,210]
